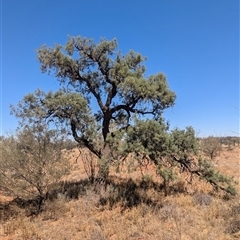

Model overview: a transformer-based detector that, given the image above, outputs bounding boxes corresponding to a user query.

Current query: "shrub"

[0,124,70,213]
[201,136,222,160]
[193,193,212,206]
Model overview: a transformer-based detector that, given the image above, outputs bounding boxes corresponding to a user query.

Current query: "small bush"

[159,204,178,221]
[201,136,222,160]
[193,193,212,206]
[0,125,70,213]
[225,219,240,234]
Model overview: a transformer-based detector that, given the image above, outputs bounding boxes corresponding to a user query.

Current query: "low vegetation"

[0,144,239,239]
[201,136,222,160]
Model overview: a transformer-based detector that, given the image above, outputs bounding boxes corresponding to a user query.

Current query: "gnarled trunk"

[97,110,112,180]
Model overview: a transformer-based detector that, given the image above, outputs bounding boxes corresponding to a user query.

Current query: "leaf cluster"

[108,120,237,195]
[196,158,237,195]
[11,89,101,157]
[37,36,176,147]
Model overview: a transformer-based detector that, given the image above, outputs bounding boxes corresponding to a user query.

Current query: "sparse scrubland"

[0,144,240,240]
[0,36,239,239]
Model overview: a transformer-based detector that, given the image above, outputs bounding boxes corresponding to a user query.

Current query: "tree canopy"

[13,36,176,158]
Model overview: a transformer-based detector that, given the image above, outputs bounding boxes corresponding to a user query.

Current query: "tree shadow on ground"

[90,176,189,210]
[0,201,19,222]
[0,179,90,221]
[97,178,157,210]
[0,176,188,221]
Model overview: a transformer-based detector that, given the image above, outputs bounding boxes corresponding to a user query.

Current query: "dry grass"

[0,145,239,240]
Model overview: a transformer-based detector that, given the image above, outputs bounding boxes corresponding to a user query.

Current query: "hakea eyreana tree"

[12,36,176,177]
[10,37,237,194]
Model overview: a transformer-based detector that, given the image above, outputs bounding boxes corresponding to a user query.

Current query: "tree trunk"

[98,143,111,180]
[97,110,112,180]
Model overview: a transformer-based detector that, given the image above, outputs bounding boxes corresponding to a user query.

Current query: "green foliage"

[169,127,198,157]
[109,119,237,195]
[157,167,177,195]
[112,121,198,171]
[197,158,237,195]
[157,167,176,183]
[36,36,176,141]
[11,89,101,157]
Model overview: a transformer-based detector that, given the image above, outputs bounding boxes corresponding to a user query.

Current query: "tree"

[201,136,222,160]
[0,124,70,213]
[11,36,237,195]
[12,36,176,179]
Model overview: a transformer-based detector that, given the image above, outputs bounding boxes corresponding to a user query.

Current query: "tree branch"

[70,119,101,158]
[171,155,234,195]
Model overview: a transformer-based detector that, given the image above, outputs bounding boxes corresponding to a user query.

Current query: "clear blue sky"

[1,0,239,137]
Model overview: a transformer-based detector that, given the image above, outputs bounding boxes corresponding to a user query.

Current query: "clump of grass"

[3,216,42,240]
[193,193,213,206]
[225,202,240,235]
